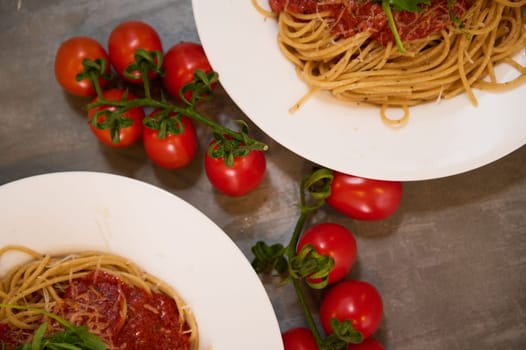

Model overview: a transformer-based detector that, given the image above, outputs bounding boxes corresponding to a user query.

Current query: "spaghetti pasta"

[0,245,198,350]
[255,0,526,124]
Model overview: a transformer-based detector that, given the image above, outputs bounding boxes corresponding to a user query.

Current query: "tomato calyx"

[322,319,364,349]
[124,48,164,80]
[252,241,336,290]
[143,109,186,139]
[89,90,137,145]
[76,57,113,88]
[207,120,266,167]
[90,108,134,145]
[289,244,334,289]
[124,48,164,96]
[180,69,218,106]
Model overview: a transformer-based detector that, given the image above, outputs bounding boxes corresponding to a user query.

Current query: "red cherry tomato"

[282,327,318,350]
[143,111,198,169]
[320,280,383,340]
[204,140,266,197]
[88,89,144,147]
[54,36,110,96]
[297,223,357,284]
[347,338,384,350]
[108,20,163,83]
[162,42,214,100]
[327,172,402,221]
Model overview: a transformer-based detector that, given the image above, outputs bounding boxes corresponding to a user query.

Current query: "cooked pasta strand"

[260,0,526,120]
[0,245,198,350]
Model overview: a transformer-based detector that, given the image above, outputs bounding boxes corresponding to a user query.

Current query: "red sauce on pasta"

[0,324,32,350]
[0,271,190,350]
[269,0,471,45]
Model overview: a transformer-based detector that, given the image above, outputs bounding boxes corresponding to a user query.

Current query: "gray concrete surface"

[0,1,525,349]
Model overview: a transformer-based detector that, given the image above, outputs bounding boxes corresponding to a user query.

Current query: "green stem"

[175,107,267,151]
[83,52,267,153]
[86,97,268,152]
[285,206,324,345]
[89,71,104,98]
[285,209,310,260]
[383,0,406,53]
[281,168,335,347]
[292,278,324,344]
[251,168,334,347]
[140,63,152,100]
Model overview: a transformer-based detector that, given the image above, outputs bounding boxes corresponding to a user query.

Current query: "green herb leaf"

[251,241,288,275]
[375,0,431,53]
[387,0,430,12]
[31,323,47,350]
[1,304,107,350]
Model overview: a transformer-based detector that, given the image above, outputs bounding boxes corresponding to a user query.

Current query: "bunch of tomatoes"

[252,169,403,350]
[54,20,267,196]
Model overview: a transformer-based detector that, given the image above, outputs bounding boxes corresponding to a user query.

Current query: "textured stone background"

[1,1,525,349]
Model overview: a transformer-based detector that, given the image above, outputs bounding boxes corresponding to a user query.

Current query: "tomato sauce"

[0,324,34,350]
[269,0,472,45]
[0,271,191,350]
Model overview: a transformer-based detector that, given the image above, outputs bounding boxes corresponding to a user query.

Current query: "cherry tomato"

[143,111,198,169]
[162,42,214,100]
[327,172,402,221]
[297,223,357,284]
[54,36,110,96]
[347,338,384,350]
[204,140,266,197]
[320,280,383,340]
[88,89,144,147]
[282,327,318,350]
[108,20,163,83]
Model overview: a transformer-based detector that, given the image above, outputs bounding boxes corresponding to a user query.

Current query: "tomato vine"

[80,47,268,161]
[252,165,398,349]
[252,168,369,350]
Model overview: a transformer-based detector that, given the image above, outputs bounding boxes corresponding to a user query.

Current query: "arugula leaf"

[0,304,106,350]
[376,0,431,53]
[15,323,106,350]
[447,0,465,28]
[387,0,430,12]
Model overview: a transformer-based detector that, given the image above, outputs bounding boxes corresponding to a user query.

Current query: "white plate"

[0,172,283,350]
[192,0,526,181]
